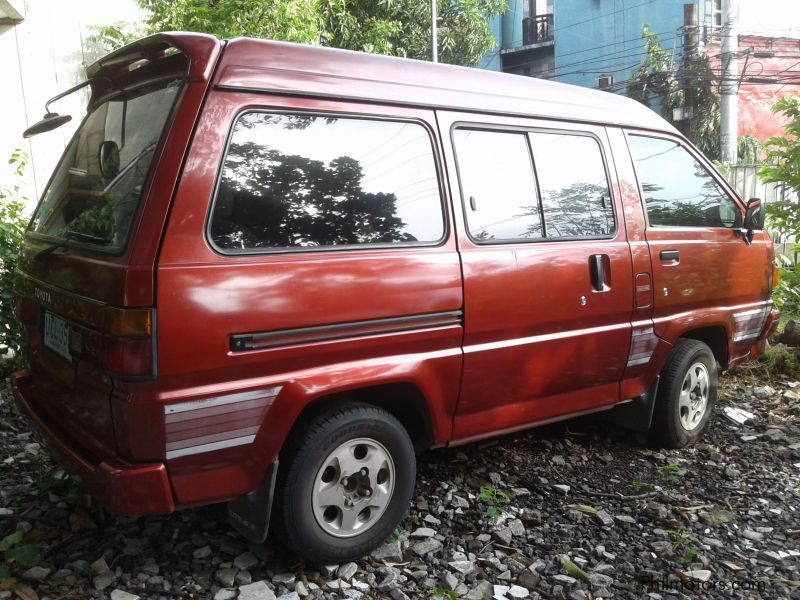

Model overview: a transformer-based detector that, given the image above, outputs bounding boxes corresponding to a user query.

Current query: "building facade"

[481,1,800,148]
[482,0,726,91]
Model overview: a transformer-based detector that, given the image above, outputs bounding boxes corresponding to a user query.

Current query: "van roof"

[213,36,677,133]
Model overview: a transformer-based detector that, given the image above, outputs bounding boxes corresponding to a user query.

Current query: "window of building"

[628,135,739,228]
[705,0,723,27]
[529,132,615,238]
[454,129,543,242]
[209,113,445,252]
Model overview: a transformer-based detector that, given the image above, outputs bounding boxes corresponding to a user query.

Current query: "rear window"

[28,78,182,251]
[208,113,445,252]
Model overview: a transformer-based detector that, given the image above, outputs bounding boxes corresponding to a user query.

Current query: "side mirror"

[742,198,764,245]
[98,141,120,180]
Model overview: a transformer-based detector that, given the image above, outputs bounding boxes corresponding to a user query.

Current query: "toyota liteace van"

[11,32,779,562]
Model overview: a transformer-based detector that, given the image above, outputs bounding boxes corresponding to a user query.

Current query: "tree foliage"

[93,0,507,67]
[761,96,800,314]
[627,25,720,161]
[138,0,322,44]
[320,0,507,66]
[0,150,29,375]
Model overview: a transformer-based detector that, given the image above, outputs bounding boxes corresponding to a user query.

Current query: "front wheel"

[275,403,416,563]
[649,339,718,448]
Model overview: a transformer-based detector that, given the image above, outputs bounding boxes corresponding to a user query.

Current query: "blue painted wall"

[554,0,697,91]
[482,0,701,94]
[480,15,503,70]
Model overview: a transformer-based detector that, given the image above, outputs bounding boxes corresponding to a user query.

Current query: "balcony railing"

[522,14,554,46]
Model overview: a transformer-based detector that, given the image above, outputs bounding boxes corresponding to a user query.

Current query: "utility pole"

[679,4,699,138]
[431,0,438,63]
[720,0,738,165]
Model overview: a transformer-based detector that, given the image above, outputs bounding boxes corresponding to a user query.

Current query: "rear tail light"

[102,336,152,376]
[70,307,154,377]
[17,297,38,326]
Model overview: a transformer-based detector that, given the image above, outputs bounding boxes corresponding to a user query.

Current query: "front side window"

[209,114,444,252]
[29,79,182,251]
[629,135,739,228]
[529,132,614,238]
[453,129,542,242]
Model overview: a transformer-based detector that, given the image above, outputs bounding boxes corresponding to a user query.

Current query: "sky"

[738,0,800,38]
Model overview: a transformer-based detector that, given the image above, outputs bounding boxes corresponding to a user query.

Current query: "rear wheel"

[649,339,718,448]
[275,403,415,563]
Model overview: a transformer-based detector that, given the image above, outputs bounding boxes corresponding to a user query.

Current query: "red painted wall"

[706,35,800,141]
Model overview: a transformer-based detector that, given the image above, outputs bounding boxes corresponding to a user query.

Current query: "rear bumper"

[10,371,175,516]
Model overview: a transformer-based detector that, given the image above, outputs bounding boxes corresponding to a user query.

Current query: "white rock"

[214,590,237,600]
[234,551,259,570]
[449,560,475,575]
[110,591,141,600]
[273,573,296,586]
[493,584,510,599]
[410,527,436,538]
[90,557,110,574]
[337,562,358,580]
[683,570,712,582]
[22,566,50,581]
[239,581,277,600]
[507,586,529,599]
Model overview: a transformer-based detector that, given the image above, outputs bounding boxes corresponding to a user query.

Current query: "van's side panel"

[437,112,634,441]
[155,92,463,506]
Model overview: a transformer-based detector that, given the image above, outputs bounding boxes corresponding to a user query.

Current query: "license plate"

[44,312,71,361]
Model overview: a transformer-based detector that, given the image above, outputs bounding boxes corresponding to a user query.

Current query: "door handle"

[590,254,610,291]
[660,250,680,261]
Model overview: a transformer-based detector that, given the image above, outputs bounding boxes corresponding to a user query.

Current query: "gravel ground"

[0,368,798,600]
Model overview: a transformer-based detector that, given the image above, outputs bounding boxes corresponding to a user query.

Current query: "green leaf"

[559,555,590,583]
[0,531,23,553]
[7,545,38,568]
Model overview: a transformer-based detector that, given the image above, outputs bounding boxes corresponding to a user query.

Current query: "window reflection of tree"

[637,140,733,228]
[211,142,412,249]
[529,181,612,237]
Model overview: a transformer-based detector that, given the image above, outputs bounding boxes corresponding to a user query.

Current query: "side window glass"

[453,129,542,242]
[629,135,739,228]
[528,132,615,237]
[210,114,444,251]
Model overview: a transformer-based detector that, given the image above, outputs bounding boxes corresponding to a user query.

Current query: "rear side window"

[528,132,614,238]
[453,127,614,243]
[628,135,739,228]
[209,113,444,252]
[453,129,542,241]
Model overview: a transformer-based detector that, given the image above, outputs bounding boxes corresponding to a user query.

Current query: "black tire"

[648,339,718,448]
[274,403,415,563]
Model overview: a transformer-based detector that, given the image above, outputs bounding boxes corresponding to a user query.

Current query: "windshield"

[29,78,182,251]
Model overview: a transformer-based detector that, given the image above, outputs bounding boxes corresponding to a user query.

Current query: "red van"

[12,32,779,563]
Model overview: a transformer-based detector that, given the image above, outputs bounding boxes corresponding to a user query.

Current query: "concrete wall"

[0,0,144,211]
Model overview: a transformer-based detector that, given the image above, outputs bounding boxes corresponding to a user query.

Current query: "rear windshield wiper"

[34,230,113,260]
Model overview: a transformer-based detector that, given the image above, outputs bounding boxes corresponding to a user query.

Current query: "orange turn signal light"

[773,266,781,289]
[104,307,152,337]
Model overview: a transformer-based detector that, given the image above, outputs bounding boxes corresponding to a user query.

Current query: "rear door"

[438,112,634,441]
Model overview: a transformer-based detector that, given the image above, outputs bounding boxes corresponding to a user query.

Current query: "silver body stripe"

[164,386,282,414]
[166,435,256,459]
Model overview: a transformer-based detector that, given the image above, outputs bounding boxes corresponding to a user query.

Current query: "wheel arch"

[679,325,729,370]
[289,382,437,452]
